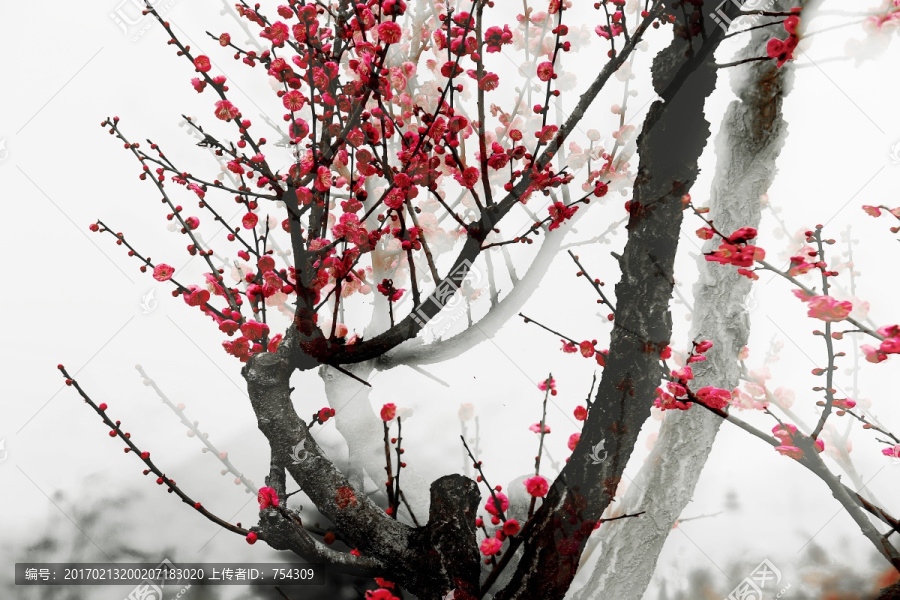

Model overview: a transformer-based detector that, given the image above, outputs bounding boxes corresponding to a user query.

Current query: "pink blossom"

[258,486,280,509]
[484,25,512,52]
[775,445,803,460]
[383,0,407,16]
[726,227,758,244]
[654,389,691,411]
[479,73,500,91]
[314,165,333,192]
[772,423,798,444]
[219,320,239,335]
[578,341,596,358]
[833,398,857,410]
[806,295,852,322]
[595,24,612,39]
[524,475,549,498]
[258,256,276,273]
[695,387,731,410]
[877,324,900,338]
[480,536,502,556]
[536,61,554,82]
[376,280,404,302]
[567,433,580,451]
[529,423,551,434]
[792,288,813,302]
[730,387,768,411]
[380,403,397,422]
[548,202,578,230]
[282,90,306,112]
[862,344,888,364]
[537,125,559,144]
[378,22,402,44]
[502,519,520,536]
[882,445,900,459]
[152,264,174,282]
[261,21,290,46]
[767,32,799,68]
[458,166,479,188]
[241,320,269,341]
[574,406,587,421]
[881,338,900,354]
[183,286,210,307]
[193,55,212,72]
[484,492,509,516]
[864,3,900,33]
[706,242,765,269]
[538,377,556,393]
[671,366,693,382]
[242,212,259,229]
[695,340,713,353]
[789,255,815,277]
[773,387,795,409]
[696,227,715,240]
[863,205,882,217]
[666,382,687,397]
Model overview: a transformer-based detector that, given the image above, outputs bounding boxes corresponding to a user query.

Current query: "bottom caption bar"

[15,560,325,586]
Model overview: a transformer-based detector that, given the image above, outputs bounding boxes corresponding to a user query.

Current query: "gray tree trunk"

[571,3,821,598]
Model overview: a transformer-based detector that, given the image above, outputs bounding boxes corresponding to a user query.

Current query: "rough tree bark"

[244,350,483,599]
[494,4,745,598]
[572,2,821,598]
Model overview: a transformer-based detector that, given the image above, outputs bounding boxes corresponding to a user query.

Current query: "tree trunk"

[243,351,483,599]
[494,5,744,598]
[571,3,822,598]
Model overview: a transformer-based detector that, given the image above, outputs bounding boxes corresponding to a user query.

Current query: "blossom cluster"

[860,324,900,363]
[477,475,547,558]
[699,226,765,280]
[561,339,609,367]
[653,341,731,412]
[772,423,824,460]
[100,0,665,367]
[766,9,803,68]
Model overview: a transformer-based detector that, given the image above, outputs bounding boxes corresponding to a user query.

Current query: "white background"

[1,1,899,598]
